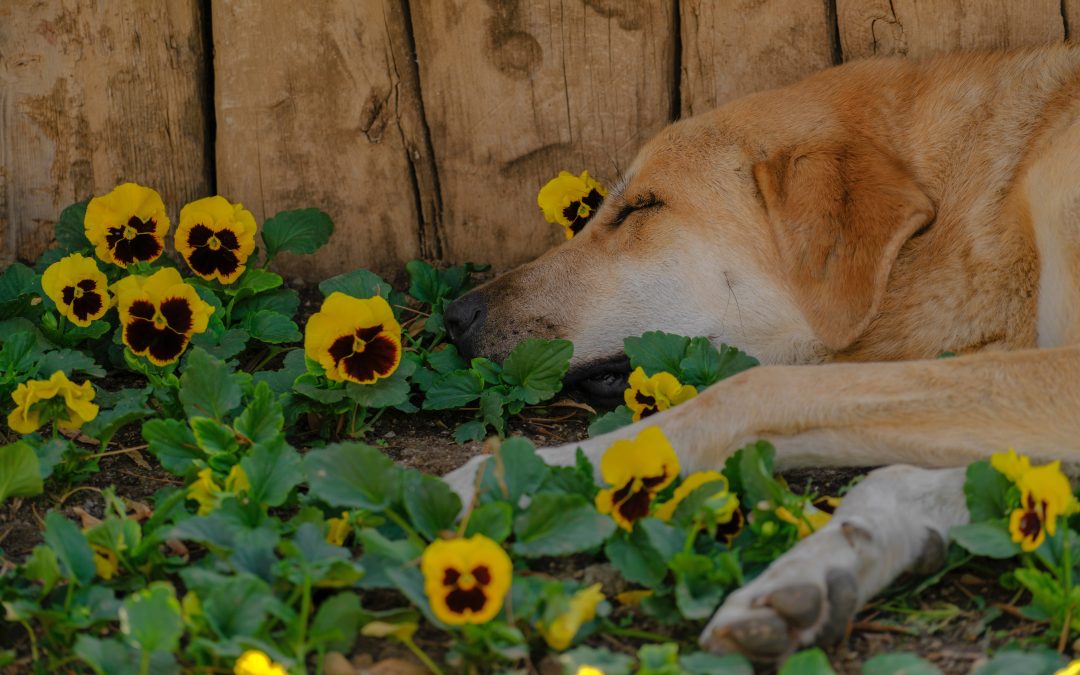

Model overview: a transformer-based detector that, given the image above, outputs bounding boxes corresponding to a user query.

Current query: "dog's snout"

[445,291,487,357]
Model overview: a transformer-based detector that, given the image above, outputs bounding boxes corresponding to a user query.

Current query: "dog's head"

[446,84,935,401]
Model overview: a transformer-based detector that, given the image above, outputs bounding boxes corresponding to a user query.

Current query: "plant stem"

[19,620,38,662]
[1060,526,1073,652]
[400,635,445,675]
[294,573,313,662]
[602,622,671,643]
[385,508,427,549]
[138,649,150,675]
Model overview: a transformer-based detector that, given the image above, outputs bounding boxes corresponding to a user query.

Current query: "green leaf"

[862,653,942,675]
[964,460,1013,522]
[559,646,635,675]
[43,511,95,586]
[235,381,284,446]
[670,551,739,619]
[38,348,105,378]
[232,288,300,321]
[241,438,302,507]
[0,442,43,505]
[971,649,1065,675]
[242,310,301,344]
[120,582,183,654]
[55,201,91,251]
[33,438,67,480]
[305,442,402,511]
[181,570,275,639]
[732,441,786,506]
[479,388,507,436]
[143,419,202,475]
[464,502,513,543]
[81,390,153,447]
[588,405,634,437]
[309,592,367,652]
[179,348,243,420]
[403,471,462,540]
[680,652,753,675]
[319,269,406,311]
[950,522,1021,559]
[74,635,178,675]
[189,327,250,361]
[512,492,615,557]
[406,259,452,305]
[680,338,758,389]
[605,528,668,587]
[190,417,240,457]
[0,263,40,319]
[262,207,333,259]
[500,338,573,404]
[624,331,690,377]
[477,437,550,505]
[232,268,284,297]
[429,345,468,373]
[637,643,681,674]
[345,357,416,408]
[422,370,484,409]
[253,348,306,394]
[23,545,62,595]
[779,648,837,675]
[453,420,487,443]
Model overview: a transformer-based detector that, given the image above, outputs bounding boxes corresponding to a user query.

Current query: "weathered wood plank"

[213,0,435,279]
[0,0,210,265]
[410,1,676,267]
[837,0,1063,60]
[679,0,836,117]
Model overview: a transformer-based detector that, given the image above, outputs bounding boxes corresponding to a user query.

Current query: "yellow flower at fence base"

[595,426,680,531]
[991,449,1078,552]
[234,649,287,675]
[176,196,257,284]
[991,448,1032,484]
[41,253,110,327]
[655,470,727,522]
[112,267,214,366]
[305,293,402,385]
[624,368,697,422]
[537,170,607,239]
[7,370,98,435]
[85,183,169,267]
[538,583,605,651]
[420,534,512,625]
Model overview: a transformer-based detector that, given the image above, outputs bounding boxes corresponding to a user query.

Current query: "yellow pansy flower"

[234,649,287,675]
[176,196,258,284]
[112,267,214,365]
[41,253,110,327]
[577,668,605,675]
[1055,660,1080,675]
[84,183,169,267]
[624,367,697,422]
[304,293,402,385]
[7,371,98,435]
[91,544,119,580]
[776,501,834,540]
[420,535,512,625]
[325,511,352,546]
[186,465,250,516]
[538,583,605,650]
[655,470,727,522]
[594,427,680,531]
[537,170,607,239]
[1009,460,1077,551]
[991,448,1032,483]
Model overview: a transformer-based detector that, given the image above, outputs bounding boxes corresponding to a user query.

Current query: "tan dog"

[441,46,1080,660]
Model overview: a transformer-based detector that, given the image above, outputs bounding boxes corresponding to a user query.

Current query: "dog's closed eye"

[611,192,664,227]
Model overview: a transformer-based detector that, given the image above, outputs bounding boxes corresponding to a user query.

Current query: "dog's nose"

[444,291,487,356]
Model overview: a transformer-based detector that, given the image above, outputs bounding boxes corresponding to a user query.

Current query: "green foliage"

[261,207,334,261]
[0,441,43,505]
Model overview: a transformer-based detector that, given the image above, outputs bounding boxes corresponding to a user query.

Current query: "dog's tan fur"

[443,46,1080,659]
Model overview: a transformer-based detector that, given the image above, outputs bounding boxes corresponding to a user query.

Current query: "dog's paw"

[699,521,866,661]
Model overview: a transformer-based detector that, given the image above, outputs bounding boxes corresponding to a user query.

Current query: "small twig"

[86,444,149,461]
[852,620,918,636]
[992,601,1048,623]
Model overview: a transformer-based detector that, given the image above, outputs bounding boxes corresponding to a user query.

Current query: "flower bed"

[0,180,1078,674]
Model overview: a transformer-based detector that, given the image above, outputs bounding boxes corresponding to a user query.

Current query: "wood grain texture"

[837,0,1064,60]
[213,0,437,279]
[0,0,210,265]
[679,0,836,117]
[410,0,676,267]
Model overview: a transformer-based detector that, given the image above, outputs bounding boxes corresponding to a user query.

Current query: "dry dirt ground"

[0,405,1054,675]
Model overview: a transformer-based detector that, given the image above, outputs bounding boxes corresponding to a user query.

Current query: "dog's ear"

[753,142,935,351]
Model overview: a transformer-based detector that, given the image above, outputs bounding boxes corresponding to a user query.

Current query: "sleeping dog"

[441,46,1080,659]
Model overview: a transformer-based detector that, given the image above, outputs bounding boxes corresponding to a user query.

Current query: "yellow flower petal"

[420,535,512,625]
[176,196,258,284]
[594,427,680,531]
[537,171,607,238]
[187,468,221,516]
[655,470,727,522]
[991,448,1032,483]
[325,511,352,546]
[538,583,605,651]
[113,268,214,365]
[304,293,402,384]
[84,183,169,267]
[6,371,97,434]
[624,367,697,422]
[234,649,288,675]
[41,254,111,327]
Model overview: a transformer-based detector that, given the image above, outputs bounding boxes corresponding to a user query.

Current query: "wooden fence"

[1,0,1075,279]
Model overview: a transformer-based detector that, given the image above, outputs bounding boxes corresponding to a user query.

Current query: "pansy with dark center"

[992,450,1078,553]
[595,426,681,531]
[304,292,402,385]
[41,253,110,327]
[176,196,257,284]
[624,367,697,422]
[84,183,170,267]
[112,268,214,366]
[421,535,512,625]
[537,170,608,239]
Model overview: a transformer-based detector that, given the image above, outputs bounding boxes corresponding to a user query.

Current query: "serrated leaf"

[235,381,284,446]
[679,338,758,388]
[422,370,484,409]
[406,259,452,305]
[143,419,202,475]
[241,438,302,507]
[232,268,284,297]
[263,208,333,259]
[190,417,240,456]
[964,460,1013,522]
[345,358,416,408]
[453,420,487,443]
[477,437,550,505]
[588,405,634,437]
[232,288,300,321]
[43,511,95,586]
[120,582,183,654]
[81,389,152,446]
[179,348,243,420]
[0,264,40,320]
[253,348,306,394]
[500,338,573,404]
[512,492,615,557]
[624,331,690,377]
[779,648,836,675]
[403,471,462,540]
[37,348,105,378]
[318,269,406,312]
[464,502,513,543]
[55,201,91,251]
[428,345,467,373]
[949,522,1020,559]
[243,310,301,344]
[304,442,402,511]
[189,327,250,361]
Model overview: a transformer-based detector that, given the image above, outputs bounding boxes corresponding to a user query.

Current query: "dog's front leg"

[701,465,969,660]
